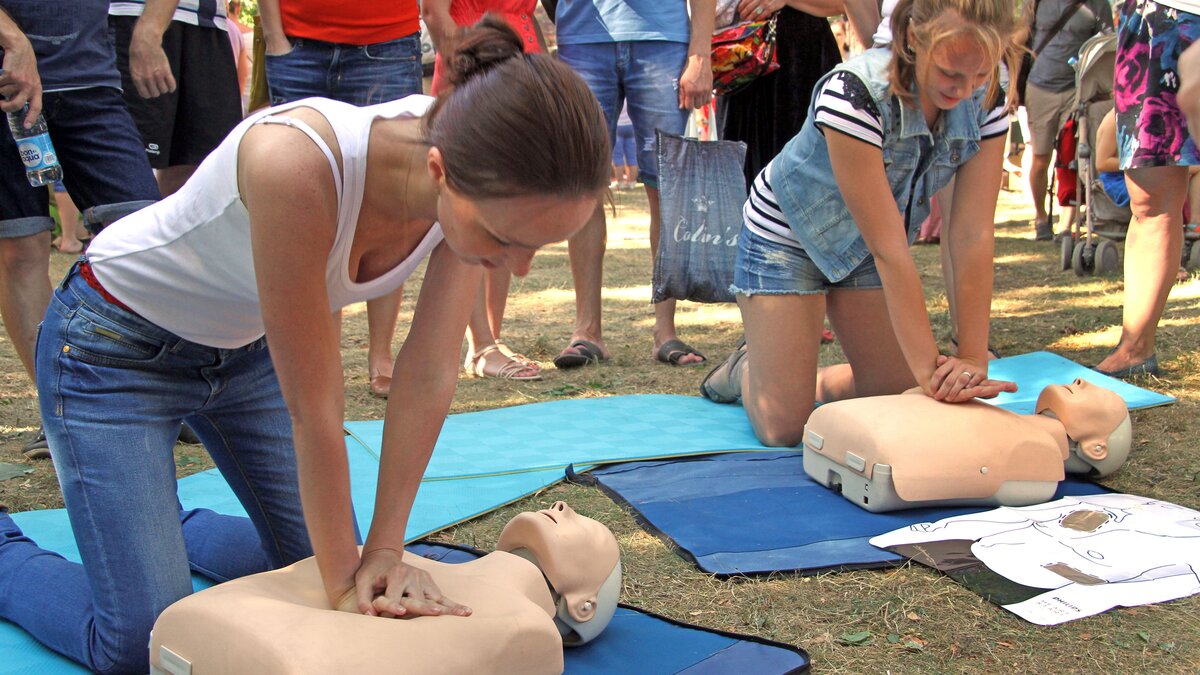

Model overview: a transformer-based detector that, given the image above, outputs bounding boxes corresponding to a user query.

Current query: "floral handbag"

[711,14,779,97]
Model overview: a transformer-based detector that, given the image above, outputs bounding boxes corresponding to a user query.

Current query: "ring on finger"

[755,7,765,14]
[960,371,974,380]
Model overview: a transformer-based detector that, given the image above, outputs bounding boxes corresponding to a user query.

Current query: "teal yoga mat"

[987,351,1175,414]
[345,394,773,481]
[176,434,574,542]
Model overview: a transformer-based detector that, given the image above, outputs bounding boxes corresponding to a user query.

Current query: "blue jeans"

[0,86,159,238]
[558,41,690,189]
[0,265,312,673]
[265,33,424,106]
[613,124,637,166]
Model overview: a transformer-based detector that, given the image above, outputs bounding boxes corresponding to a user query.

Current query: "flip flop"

[654,338,706,366]
[553,340,607,369]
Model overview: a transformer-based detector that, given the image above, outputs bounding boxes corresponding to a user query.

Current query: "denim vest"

[771,47,990,282]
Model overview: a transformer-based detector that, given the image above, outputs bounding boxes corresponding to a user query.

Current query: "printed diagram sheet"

[870,494,1200,625]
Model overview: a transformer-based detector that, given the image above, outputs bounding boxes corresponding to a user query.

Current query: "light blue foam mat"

[0,523,808,674]
[986,351,1175,414]
[174,435,573,541]
[344,394,772,480]
[580,452,1113,577]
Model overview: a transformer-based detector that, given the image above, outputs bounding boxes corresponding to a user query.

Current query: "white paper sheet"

[870,494,1200,625]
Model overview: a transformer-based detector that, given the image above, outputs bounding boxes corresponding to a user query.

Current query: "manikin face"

[496,502,621,643]
[1036,378,1131,474]
[435,182,596,277]
[1037,378,1126,439]
[502,502,617,587]
[911,29,995,114]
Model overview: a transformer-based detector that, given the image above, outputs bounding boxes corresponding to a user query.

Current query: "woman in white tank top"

[3,18,611,672]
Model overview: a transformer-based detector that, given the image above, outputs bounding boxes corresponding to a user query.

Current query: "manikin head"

[496,502,622,646]
[1036,379,1132,477]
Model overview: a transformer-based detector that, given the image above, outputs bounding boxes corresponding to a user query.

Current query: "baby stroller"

[1056,32,1131,276]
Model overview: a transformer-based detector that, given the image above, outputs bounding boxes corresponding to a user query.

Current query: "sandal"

[654,338,706,366]
[553,340,607,369]
[468,344,542,380]
[699,338,747,403]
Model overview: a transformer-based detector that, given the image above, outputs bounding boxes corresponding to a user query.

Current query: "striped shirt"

[109,1,228,31]
[744,72,1009,246]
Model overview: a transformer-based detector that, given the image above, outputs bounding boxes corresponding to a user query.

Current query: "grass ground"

[1,185,1197,672]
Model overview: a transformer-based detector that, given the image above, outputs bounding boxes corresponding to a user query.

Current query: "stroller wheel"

[1072,240,1090,276]
[1060,234,1074,271]
[1095,239,1120,275]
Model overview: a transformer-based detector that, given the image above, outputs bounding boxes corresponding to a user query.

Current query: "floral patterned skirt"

[1115,0,1200,169]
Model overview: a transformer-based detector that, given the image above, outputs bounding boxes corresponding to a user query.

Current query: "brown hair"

[424,16,611,200]
[888,0,1021,107]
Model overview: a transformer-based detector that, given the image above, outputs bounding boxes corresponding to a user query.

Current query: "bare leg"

[1095,165,1188,372]
[738,292,825,447]
[647,186,703,364]
[560,204,608,358]
[366,286,403,396]
[53,191,86,253]
[820,288,918,403]
[1029,152,1053,235]
[464,274,538,379]
[0,232,53,381]
[156,165,196,197]
[484,268,511,339]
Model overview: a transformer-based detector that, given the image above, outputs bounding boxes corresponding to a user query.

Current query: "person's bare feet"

[52,236,84,254]
[653,338,705,366]
[468,344,541,380]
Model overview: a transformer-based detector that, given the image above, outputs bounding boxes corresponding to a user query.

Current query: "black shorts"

[110,16,242,169]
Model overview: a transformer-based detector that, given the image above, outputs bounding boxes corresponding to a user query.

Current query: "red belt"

[78,261,136,315]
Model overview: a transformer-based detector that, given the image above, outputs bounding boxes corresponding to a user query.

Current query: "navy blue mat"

[410,543,810,674]
[580,452,1112,577]
[0,519,809,674]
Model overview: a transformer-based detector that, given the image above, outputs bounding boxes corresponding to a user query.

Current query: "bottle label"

[16,134,57,172]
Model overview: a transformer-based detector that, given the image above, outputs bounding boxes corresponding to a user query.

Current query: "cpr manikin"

[148,502,621,675]
[803,379,1132,512]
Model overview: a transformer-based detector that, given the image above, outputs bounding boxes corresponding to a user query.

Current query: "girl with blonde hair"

[702,0,1022,446]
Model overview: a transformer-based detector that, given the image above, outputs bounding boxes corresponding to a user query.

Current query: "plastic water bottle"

[6,104,63,187]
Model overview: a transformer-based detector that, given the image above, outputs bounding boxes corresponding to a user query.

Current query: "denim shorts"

[265,33,424,106]
[558,41,690,189]
[731,224,883,296]
[0,87,159,239]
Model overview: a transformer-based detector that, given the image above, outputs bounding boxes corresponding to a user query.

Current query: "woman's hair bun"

[445,14,525,89]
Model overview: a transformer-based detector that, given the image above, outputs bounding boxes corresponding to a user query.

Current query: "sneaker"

[21,427,50,460]
[1034,220,1054,241]
[700,339,748,404]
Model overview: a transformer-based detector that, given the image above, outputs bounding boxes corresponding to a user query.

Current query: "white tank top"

[87,95,443,349]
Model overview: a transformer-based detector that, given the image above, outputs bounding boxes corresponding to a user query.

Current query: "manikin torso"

[804,390,1070,503]
[149,552,563,675]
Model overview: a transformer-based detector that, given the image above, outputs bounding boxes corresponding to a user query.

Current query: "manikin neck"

[1030,413,1071,458]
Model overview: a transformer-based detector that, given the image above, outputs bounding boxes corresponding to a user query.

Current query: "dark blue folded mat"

[0,529,808,674]
[408,542,811,674]
[578,452,1113,577]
